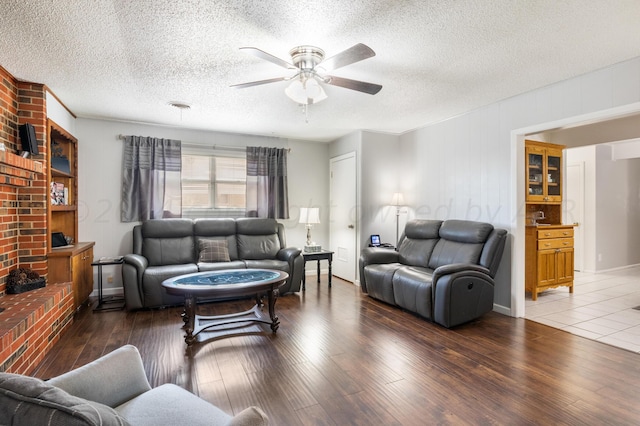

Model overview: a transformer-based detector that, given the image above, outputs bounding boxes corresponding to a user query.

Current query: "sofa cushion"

[143,264,198,307]
[428,220,493,269]
[244,259,289,272]
[116,383,243,426]
[198,239,231,262]
[236,218,282,260]
[194,218,239,260]
[397,220,441,267]
[237,234,281,260]
[404,219,442,239]
[438,220,493,243]
[363,263,401,304]
[141,219,195,266]
[0,372,129,426]
[198,260,246,272]
[392,266,434,319]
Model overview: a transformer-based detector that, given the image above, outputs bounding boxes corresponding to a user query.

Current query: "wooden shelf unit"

[525,225,574,300]
[46,119,94,309]
[524,140,575,300]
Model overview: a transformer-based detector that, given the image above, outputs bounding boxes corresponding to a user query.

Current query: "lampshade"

[391,192,405,206]
[299,207,320,224]
[285,77,327,105]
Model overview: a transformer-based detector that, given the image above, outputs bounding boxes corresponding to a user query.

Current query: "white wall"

[566,145,640,272]
[76,118,329,294]
[360,131,403,248]
[595,145,640,270]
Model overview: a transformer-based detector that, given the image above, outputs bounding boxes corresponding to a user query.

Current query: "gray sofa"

[0,344,268,425]
[359,219,507,328]
[122,218,303,310]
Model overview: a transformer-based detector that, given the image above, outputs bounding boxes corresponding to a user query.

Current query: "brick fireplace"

[0,65,75,374]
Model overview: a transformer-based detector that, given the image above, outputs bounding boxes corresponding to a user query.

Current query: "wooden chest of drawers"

[525,225,574,300]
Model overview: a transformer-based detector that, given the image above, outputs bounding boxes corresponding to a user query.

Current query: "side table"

[92,257,125,311]
[302,250,334,290]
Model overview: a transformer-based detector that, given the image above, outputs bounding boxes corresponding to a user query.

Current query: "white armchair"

[0,345,268,426]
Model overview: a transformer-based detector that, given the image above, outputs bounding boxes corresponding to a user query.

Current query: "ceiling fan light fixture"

[285,76,327,105]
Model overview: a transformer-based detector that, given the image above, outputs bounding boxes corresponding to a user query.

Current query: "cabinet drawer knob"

[544,243,551,247]
[544,233,551,236]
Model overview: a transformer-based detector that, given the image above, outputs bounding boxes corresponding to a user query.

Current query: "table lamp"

[299,207,321,252]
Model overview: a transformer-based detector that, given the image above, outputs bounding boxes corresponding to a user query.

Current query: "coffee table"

[162,269,288,345]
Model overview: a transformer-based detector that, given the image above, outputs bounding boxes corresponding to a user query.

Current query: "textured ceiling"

[2,1,640,142]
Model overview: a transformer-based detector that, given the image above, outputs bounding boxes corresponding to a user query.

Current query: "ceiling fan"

[231,43,382,105]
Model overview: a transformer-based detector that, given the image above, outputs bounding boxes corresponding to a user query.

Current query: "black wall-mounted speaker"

[19,123,39,155]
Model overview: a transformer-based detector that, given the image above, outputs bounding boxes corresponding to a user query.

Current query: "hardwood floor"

[33,277,640,425]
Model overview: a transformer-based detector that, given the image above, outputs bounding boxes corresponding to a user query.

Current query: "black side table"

[302,250,334,290]
[92,257,125,311]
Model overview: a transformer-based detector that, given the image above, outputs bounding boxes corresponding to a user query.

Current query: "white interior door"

[565,162,585,271]
[330,152,357,282]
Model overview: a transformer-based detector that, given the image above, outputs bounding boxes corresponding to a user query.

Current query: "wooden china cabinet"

[46,119,95,309]
[524,140,575,301]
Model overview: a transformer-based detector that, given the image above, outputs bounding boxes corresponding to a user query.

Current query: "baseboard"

[580,263,640,274]
[493,303,511,317]
[90,288,124,298]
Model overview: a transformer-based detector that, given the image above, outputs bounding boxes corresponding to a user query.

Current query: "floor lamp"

[391,193,405,247]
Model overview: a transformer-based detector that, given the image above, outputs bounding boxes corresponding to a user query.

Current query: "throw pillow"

[0,372,130,426]
[198,239,231,262]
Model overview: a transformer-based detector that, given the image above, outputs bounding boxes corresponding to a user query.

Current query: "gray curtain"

[246,147,289,219]
[121,136,182,222]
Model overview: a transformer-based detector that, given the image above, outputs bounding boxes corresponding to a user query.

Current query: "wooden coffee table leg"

[184,293,197,345]
[268,287,280,333]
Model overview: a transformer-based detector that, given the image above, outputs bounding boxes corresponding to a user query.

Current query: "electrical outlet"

[107,275,113,283]
[598,254,602,262]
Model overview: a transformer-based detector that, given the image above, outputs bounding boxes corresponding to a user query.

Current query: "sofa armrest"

[122,254,148,310]
[123,253,148,273]
[277,247,302,262]
[358,248,400,292]
[360,247,399,265]
[431,263,495,328]
[277,247,303,293]
[431,263,490,285]
[47,345,152,408]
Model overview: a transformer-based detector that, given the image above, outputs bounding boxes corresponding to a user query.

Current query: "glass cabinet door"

[526,147,545,202]
[526,144,563,203]
[546,149,562,200]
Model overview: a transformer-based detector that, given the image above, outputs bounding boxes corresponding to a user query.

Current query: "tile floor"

[525,265,640,353]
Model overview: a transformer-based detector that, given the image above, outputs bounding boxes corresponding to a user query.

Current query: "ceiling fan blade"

[324,75,382,95]
[321,43,376,71]
[239,47,296,69]
[230,76,288,89]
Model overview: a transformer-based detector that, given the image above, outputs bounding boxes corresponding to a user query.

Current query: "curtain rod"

[117,135,291,153]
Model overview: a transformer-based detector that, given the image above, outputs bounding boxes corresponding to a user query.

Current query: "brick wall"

[0,66,48,292]
[0,65,74,374]
[0,282,73,374]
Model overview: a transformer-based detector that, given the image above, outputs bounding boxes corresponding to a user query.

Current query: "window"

[181,151,246,217]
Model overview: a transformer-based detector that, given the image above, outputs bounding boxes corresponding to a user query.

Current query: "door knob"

[348,224,354,229]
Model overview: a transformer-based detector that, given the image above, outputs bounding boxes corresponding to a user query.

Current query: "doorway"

[512,102,640,318]
[565,162,584,272]
[329,152,357,282]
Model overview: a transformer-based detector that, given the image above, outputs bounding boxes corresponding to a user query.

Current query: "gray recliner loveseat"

[359,219,507,328]
[122,218,303,310]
